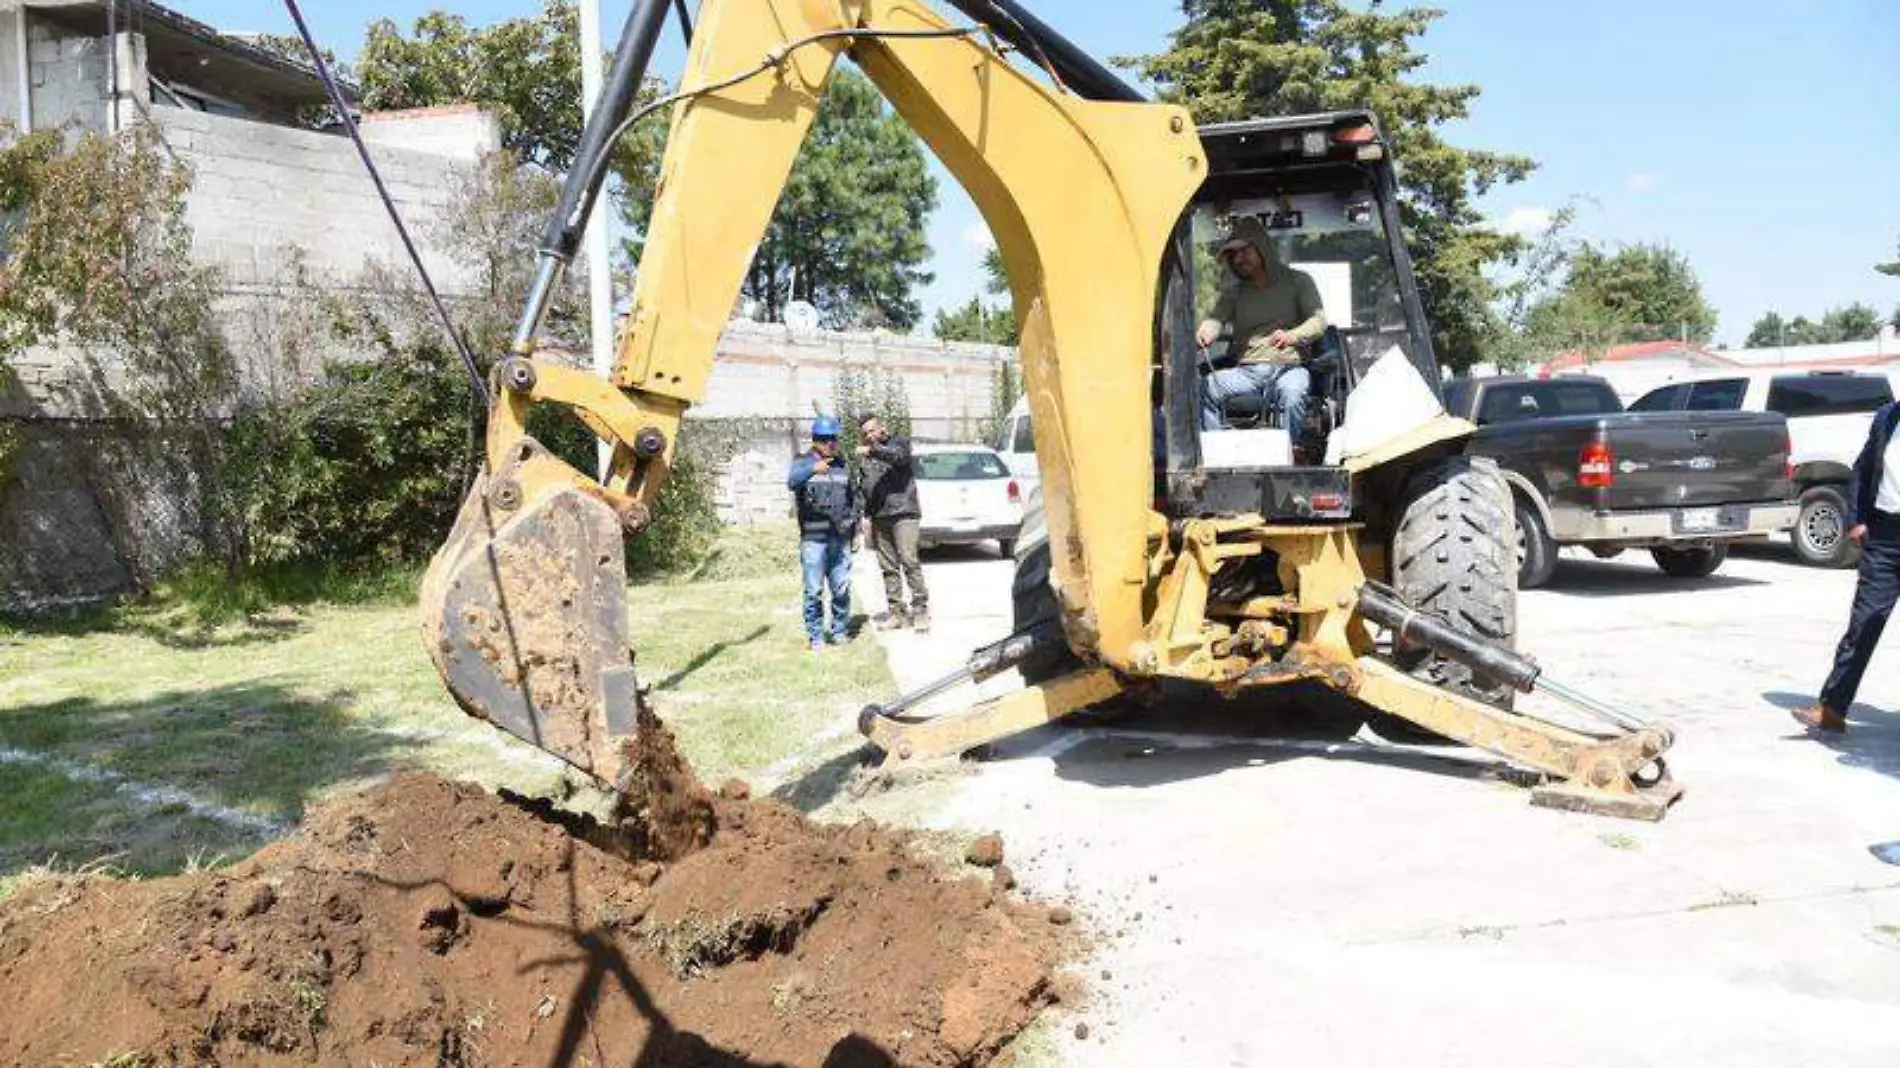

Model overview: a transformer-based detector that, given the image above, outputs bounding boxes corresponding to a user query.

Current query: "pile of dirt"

[0,721,1065,1067]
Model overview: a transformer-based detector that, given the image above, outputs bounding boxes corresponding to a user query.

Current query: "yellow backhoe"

[415,0,1683,820]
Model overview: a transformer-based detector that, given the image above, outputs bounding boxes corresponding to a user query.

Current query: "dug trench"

[0,712,1068,1067]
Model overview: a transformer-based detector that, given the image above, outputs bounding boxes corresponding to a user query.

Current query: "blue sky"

[195,1,1900,345]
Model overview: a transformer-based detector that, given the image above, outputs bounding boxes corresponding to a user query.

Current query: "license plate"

[1680,507,1720,533]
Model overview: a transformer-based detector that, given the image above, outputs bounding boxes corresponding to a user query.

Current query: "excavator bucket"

[419,469,642,785]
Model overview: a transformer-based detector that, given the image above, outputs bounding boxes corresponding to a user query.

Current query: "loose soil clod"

[0,717,1062,1067]
[991,864,1017,892]
[964,833,1005,869]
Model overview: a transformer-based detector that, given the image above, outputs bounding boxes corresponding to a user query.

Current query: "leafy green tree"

[0,123,234,586]
[354,3,665,194]
[742,70,937,330]
[357,13,936,332]
[935,244,1020,344]
[1746,303,1883,347]
[1131,0,1535,370]
[981,246,1008,295]
[933,296,1018,344]
[1558,243,1715,344]
[977,359,1022,445]
[1816,303,1883,343]
[1745,311,1789,349]
[1877,235,1899,278]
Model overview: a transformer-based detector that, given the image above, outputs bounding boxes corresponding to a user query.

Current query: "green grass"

[0,525,891,886]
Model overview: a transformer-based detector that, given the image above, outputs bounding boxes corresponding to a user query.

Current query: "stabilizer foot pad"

[1530,778,1684,822]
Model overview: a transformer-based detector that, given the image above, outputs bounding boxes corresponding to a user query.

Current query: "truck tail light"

[1007,479,1021,504]
[1578,440,1615,488]
[1784,432,1795,483]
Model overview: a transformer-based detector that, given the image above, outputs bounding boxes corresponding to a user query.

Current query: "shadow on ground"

[0,607,312,650]
[1538,556,1769,597]
[771,746,878,813]
[0,682,398,879]
[1764,689,1900,781]
[655,624,771,691]
[1033,691,1504,790]
[786,680,1502,798]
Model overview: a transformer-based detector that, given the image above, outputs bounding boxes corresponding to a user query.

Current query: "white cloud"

[1495,205,1553,236]
[1625,172,1660,193]
[961,221,996,250]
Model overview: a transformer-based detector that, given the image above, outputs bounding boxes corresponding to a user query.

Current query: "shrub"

[223,345,476,570]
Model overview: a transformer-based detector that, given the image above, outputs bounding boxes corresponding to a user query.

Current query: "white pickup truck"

[1629,369,1896,567]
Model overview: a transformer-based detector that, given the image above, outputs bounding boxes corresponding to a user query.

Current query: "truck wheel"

[1513,496,1558,590]
[1792,485,1861,569]
[1011,539,1080,684]
[1651,543,1728,578]
[1371,456,1518,744]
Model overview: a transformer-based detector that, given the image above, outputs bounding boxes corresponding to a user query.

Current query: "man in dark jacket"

[856,416,929,632]
[1795,400,1900,732]
[787,416,862,651]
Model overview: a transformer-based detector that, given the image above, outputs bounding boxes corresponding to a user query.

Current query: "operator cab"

[1160,111,1441,521]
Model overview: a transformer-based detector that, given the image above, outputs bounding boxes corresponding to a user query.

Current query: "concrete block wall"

[21,13,110,132]
[702,322,1009,438]
[158,106,490,293]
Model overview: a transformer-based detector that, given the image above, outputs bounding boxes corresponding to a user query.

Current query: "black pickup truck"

[1443,376,1796,588]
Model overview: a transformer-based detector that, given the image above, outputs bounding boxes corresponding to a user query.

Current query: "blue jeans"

[1200,363,1311,445]
[800,535,852,642]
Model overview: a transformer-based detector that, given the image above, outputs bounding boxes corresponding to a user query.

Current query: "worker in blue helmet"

[787,415,863,650]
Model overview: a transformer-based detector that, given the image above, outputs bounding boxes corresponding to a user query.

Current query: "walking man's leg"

[1806,532,1900,729]
[896,516,928,629]
[825,534,854,644]
[1800,523,1900,730]
[873,519,906,626]
[799,539,827,650]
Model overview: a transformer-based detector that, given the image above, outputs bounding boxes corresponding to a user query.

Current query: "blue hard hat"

[812,415,841,439]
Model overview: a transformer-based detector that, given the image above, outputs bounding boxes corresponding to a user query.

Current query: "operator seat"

[1213,326,1347,444]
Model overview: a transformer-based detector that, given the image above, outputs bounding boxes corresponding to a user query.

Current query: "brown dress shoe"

[1791,703,1847,733]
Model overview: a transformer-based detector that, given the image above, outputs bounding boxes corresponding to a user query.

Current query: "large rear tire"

[1369,455,1519,743]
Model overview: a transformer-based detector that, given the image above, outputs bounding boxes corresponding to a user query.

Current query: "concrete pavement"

[859,542,1900,1066]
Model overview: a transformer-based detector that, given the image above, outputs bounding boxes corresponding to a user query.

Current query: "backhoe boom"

[421,0,1203,782]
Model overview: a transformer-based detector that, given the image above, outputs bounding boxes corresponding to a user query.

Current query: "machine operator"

[1196,217,1327,451]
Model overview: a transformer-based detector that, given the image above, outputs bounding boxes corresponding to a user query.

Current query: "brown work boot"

[875,611,908,632]
[1791,702,1848,733]
[910,609,931,634]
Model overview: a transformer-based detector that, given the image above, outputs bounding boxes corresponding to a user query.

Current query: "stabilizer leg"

[860,667,1124,763]
[1352,658,1682,821]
